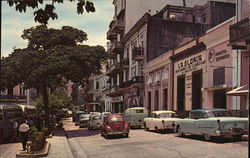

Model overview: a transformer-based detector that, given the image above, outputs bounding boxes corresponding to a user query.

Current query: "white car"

[143,110,181,132]
[88,112,111,130]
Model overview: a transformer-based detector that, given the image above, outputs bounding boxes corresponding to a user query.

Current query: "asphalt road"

[63,119,248,158]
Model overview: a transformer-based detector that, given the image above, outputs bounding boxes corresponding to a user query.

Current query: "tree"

[35,91,72,112]
[6,0,96,25]
[0,25,107,125]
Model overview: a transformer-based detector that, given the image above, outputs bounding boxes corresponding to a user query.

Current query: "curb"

[16,141,50,158]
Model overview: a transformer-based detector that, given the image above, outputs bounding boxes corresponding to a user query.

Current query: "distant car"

[79,114,91,128]
[144,110,181,132]
[175,108,249,141]
[124,107,148,128]
[100,114,130,139]
[88,112,111,130]
[73,111,85,125]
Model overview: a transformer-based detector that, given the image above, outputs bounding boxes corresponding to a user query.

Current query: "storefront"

[111,96,123,113]
[171,42,206,117]
[171,18,235,117]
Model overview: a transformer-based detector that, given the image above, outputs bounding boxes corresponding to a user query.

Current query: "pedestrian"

[11,120,19,142]
[19,119,30,151]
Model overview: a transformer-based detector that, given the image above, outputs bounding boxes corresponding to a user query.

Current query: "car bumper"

[214,129,248,136]
[107,132,129,135]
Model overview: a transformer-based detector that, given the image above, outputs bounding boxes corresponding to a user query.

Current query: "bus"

[17,104,37,122]
[0,103,23,144]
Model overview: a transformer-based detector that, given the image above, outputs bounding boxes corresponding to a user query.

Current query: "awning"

[227,85,249,96]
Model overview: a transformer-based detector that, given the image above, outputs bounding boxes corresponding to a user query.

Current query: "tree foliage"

[0,25,107,125]
[35,91,72,111]
[6,0,96,25]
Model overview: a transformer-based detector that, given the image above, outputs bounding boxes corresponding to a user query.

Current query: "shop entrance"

[192,71,202,109]
[177,75,185,110]
[148,91,152,112]
[213,90,226,108]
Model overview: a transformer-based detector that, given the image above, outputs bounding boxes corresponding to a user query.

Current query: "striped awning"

[227,85,249,96]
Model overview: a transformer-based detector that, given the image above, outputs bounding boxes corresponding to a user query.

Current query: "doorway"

[163,88,168,110]
[155,90,159,111]
[213,90,226,108]
[177,75,185,110]
[148,91,152,112]
[192,70,202,109]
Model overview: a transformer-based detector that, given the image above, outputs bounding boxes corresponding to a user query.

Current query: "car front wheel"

[144,123,149,131]
[203,133,212,141]
[177,126,185,137]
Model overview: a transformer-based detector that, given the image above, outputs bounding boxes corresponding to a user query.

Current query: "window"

[136,109,144,113]
[110,117,123,122]
[0,114,3,121]
[147,77,152,86]
[213,67,225,86]
[154,74,160,83]
[162,70,169,80]
[150,113,155,118]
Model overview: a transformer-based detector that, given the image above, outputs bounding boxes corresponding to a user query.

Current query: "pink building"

[170,18,239,117]
[144,51,173,112]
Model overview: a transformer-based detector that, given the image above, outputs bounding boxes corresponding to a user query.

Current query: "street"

[63,119,248,158]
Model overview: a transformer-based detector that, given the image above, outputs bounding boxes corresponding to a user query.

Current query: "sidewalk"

[46,129,74,158]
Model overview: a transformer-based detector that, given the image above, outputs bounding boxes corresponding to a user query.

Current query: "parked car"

[175,108,249,141]
[100,114,130,139]
[144,110,181,132]
[124,107,148,128]
[73,111,85,125]
[88,112,111,130]
[79,114,91,128]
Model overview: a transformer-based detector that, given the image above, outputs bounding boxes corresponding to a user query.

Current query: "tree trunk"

[42,82,50,127]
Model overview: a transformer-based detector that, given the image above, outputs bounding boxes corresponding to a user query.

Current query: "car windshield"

[110,117,124,122]
[80,114,90,119]
[159,113,177,118]
[207,111,232,117]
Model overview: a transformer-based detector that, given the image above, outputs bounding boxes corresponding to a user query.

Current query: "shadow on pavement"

[101,135,130,140]
[65,128,101,139]
[175,135,248,144]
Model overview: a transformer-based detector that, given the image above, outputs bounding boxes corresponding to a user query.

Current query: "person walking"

[11,120,19,142]
[19,120,30,151]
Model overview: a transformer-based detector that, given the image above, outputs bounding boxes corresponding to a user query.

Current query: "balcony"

[230,17,250,49]
[119,76,144,90]
[120,58,129,69]
[106,62,122,76]
[107,28,117,40]
[110,41,123,54]
[0,95,27,102]
[106,85,123,97]
[107,49,117,59]
[132,47,144,61]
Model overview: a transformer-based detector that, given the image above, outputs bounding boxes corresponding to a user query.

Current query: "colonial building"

[227,0,249,116]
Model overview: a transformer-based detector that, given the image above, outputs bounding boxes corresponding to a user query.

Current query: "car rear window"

[136,109,144,113]
[110,117,124,122]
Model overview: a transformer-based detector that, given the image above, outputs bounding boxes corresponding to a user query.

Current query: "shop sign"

[175,54,205,74]
[208,49,230,63]
[112,96,123,102]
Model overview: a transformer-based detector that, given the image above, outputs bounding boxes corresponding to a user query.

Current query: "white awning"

[227,85,249,96]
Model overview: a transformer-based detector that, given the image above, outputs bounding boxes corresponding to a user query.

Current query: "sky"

[1,0,114,57]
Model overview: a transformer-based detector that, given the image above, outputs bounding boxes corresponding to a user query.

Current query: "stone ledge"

[16,141,50,158]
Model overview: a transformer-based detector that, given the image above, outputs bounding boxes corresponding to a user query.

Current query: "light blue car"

[175,108,248,141]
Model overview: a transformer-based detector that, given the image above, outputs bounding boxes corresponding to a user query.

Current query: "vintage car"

[73,111,86,126]
[143,110,181,132]
[88,112,111,130]
[124,107,148,128]
[175,108,249,141]
[79,114,91,128]
[100,114,130,139]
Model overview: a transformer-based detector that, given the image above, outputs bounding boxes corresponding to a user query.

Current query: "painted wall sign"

[175,53,205,75]
[208,49,230,63]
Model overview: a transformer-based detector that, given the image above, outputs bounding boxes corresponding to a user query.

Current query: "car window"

[158,113,176,118]
[189,112,201,119]
[207,111,232,117]
[136,109,144,113]
[110,117,124,122]
[154,114,158,118]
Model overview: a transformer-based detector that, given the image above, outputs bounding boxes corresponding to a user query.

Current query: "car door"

[181,112,198,134]
[147,113,155,129]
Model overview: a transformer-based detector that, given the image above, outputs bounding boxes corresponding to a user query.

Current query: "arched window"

[147,76,152,85]
[154,74,160,83]
[162,70,169,80]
